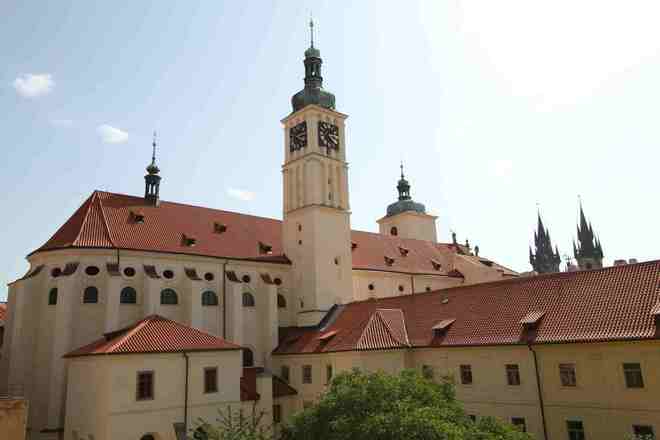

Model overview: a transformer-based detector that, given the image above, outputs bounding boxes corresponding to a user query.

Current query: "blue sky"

[2,1,660,300]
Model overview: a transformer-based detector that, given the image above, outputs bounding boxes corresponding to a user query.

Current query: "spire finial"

[309,15,314,48]
[151,131,157,164]
[400,161,405,180]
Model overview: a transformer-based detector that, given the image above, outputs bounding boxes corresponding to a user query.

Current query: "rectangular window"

[136,371,154,401]
[506,364,521,386]
[422,365,434,380]
[281,365,290,383]
[326,364,333,384]
[559,363,577,387]
[512,417,526,432]
[204,367,218,394]
[273,404,282,424]
[623,363,645,389]
[460,364,473,385]
[567,420,585,440]
[633,425,655,439]
[302,365,312,384]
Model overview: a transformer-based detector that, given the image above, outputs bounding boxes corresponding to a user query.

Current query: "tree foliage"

[280,369,532,440]
[190,405,273,440]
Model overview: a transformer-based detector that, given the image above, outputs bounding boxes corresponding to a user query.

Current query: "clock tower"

[282,21,353,325]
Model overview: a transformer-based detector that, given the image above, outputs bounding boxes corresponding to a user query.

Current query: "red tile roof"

[356,309,410,351]
[274,260,660,355]
[32,191,513,277]
[64,315,241,357]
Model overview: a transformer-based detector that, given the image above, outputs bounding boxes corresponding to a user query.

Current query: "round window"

[398,285,404,292]
[163,270,174,279]
[242,274,251,283]
[368,283,375,291]
[123,267,136,277]
[51,268,62,278]
[204,272,214,281]
[85,266,100,276]
[425,286,431,292]
[274,277,282,286]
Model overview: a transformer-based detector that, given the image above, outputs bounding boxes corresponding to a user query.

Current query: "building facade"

[0,31,516,440]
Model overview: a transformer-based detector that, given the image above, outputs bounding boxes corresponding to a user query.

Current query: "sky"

[2,1,660,300]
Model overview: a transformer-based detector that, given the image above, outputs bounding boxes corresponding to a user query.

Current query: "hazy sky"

[2,1,659,300]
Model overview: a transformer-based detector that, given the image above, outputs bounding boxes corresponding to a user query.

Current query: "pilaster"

[104,275,122,332]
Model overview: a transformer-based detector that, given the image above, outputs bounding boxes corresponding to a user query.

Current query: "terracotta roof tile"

[356,308,410,351]
[273,261,660,355]
[64,315,241,357]
[33,191,508,277]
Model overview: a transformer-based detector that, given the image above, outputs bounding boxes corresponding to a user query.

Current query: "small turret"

[144,132,161,206]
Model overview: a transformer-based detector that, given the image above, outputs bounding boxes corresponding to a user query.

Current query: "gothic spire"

[529,211,561,273]
[573,199,603,270]
[144,131,161,206]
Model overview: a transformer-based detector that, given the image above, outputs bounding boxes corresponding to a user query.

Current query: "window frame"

[48,288,58,305]
[273,404,282,424]
[566,420,585,440]
[302,365,312,384]
[511,417,526,432]
[201,290,218,306]
[120,286,137,304]
[203,367,218,394]
[506,363,521,386]
[281,365,290,383]
[242,292,255,307]
[160,288,178,305]
[460,364,473,385]
[243,348,255,367]
[623,363,645,389]
[559,363,577,387]
[136,370,155,401]
[277,294,287,308]
[83,286,99,304]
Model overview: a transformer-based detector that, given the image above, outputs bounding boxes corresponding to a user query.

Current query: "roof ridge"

[105,315,155,353]
[70,191,98,247]
[95,191,117,248]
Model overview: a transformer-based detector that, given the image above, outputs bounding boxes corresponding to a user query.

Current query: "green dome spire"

[386,163,426,217]
[291,19,336,113]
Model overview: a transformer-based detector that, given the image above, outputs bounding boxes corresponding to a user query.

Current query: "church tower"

[282,21,353,325]
[529,212,561,273]
[377,164,438,242]
[573,202,604,270]
[144,132,161,206]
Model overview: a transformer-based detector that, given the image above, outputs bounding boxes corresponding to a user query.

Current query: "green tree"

[190,405,273,440]
[280,369,532,440]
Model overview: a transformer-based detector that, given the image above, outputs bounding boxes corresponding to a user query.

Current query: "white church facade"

[0,30,517,440]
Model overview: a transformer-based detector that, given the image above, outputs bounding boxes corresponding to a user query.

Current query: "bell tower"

[282,20,353,325]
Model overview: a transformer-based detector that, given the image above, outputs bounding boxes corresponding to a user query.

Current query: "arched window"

[242,292,255,307]
[161,288,178,305]
[48,288,58,305]
[201,291,218,306]
[243,348,254,367]
[83,286,98,304]
[277,294,287,309]
[390,226,398,236]
[120,287,137,304]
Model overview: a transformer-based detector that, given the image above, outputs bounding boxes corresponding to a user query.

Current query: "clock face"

[318,121,339,151]
[289,121,307,152]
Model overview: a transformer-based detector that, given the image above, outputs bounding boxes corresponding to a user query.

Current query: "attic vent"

[520,311,545,328]
[441,297,449,304]
[384,256,395,266]
[432,318,455,337]
[182,235,197,247]
[398,246,409,257]
[225,271,240,283]
[351,241,358,251]
[214,222,227,234]
[479,259,493,267]
[259,241,273,255]
[130,211,145,223]
[431,260,442,271]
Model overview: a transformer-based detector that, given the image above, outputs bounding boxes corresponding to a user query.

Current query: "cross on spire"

[309,16,315,48]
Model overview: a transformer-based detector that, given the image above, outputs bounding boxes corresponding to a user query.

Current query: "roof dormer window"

[431,260,442,271]
[384,256,395,266]
[183,235,197,247]
[131,211,145,224]
[213,222,227,234]
[259,241,273,255]
[398,246,409,257]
